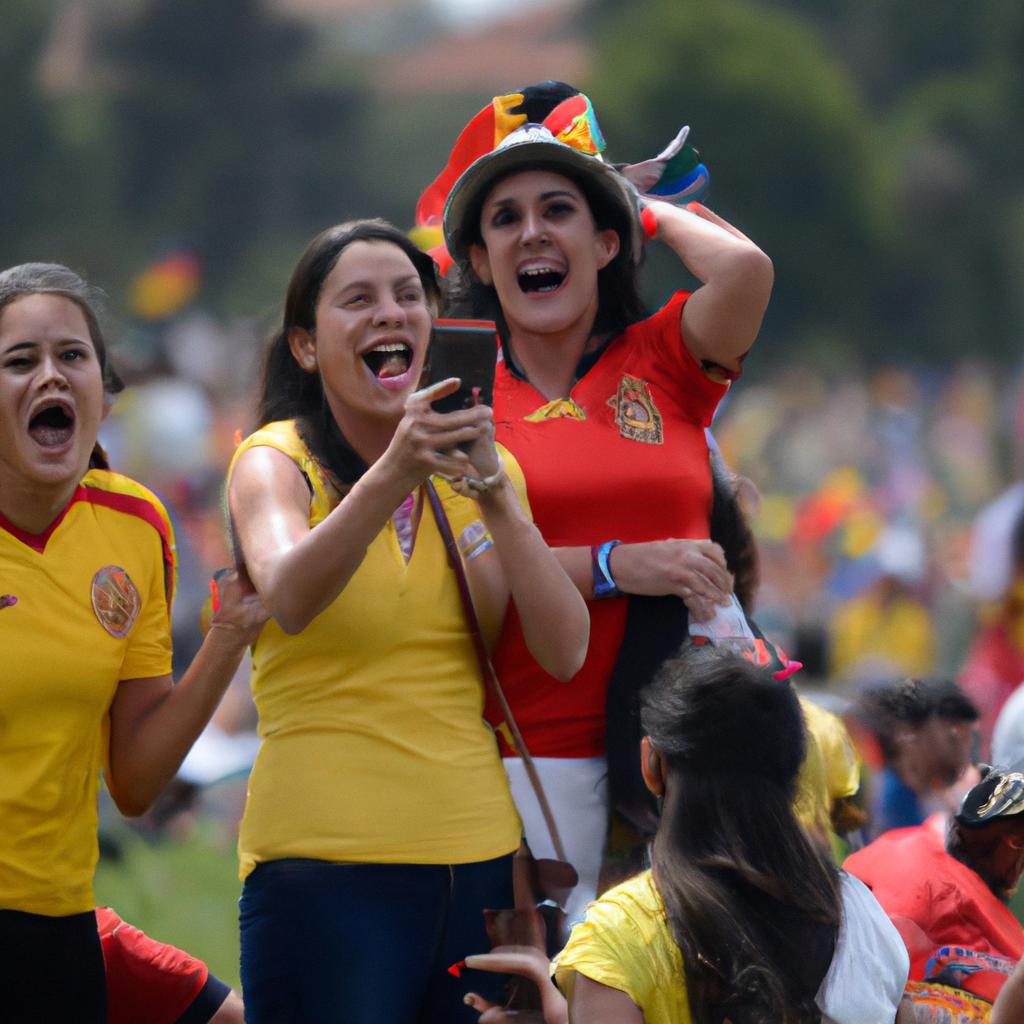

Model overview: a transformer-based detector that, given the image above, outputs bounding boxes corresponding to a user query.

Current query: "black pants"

[0,908,106,1023]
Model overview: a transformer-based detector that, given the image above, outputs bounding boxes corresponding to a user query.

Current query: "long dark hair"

[606,455,763,832]
[444,163,647,347]
[709,454,761,612]
[0,262,123,470]
[641,648,841,1024]
[256,219,441,485]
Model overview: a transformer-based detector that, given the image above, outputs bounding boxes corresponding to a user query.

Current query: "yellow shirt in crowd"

[795,697,861,846]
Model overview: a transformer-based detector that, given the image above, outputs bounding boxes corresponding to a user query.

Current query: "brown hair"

[256,219,440,484]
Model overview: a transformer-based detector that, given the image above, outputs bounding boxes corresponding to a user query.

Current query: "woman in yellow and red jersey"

[0,263,266,1023]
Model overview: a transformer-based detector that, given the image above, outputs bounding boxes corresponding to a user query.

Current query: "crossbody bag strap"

[424,479,570,864]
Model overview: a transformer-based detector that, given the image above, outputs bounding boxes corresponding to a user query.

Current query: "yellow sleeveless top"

[229,420,522,877]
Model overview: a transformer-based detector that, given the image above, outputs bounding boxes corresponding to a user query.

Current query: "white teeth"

[369,343,410,353]
[521,267,561,276]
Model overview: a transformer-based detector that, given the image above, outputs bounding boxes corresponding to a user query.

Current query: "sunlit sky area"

[431,0,562,30]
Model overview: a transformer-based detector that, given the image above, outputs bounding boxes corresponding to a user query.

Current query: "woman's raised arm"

[473,475,589,682]
[648,199,773,374]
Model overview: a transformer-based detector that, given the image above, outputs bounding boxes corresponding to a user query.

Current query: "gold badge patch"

[91,565,141,638]
[607,375,663,444]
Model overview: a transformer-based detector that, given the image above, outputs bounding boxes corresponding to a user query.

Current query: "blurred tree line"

[2,0,1022,362]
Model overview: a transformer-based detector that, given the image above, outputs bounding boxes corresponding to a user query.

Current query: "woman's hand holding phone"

[379,378,494,491]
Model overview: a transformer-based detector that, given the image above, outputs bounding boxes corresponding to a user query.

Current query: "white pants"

[502,755,608,927]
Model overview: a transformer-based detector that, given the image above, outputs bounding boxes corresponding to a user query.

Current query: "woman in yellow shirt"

[0,263,266,1023]
[465,650,908,1024]
[553,649,908,1024]
[227,219,589,1023]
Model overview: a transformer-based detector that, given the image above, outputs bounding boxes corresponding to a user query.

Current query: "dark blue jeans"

[239,854,514,1024]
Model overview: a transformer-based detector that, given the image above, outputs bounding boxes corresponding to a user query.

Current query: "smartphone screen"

[427,319,499,414]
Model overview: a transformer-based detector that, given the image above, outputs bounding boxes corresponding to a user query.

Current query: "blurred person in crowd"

[830,525,936,682]
[961,497,1024,758]
[846,764,1024,1003]
[0,263,266,1022]
[226,220,588,1023]
[857,678,978,839]
[420,80,772,919]
[464,649,909,1024]
[992,681,1024,768]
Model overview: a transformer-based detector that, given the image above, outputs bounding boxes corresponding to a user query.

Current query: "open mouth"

[518,267,566,294]
[28,402,75,448]
[363,342,412,381]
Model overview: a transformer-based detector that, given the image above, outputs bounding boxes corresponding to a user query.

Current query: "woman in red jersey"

[421,82,772,919]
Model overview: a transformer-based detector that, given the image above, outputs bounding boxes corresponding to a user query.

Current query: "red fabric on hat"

[416,101,498,230]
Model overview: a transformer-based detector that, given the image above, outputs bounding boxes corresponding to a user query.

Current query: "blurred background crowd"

[6,0,1024,991]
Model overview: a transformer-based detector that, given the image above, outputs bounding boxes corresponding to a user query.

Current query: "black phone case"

[428,320,498,413]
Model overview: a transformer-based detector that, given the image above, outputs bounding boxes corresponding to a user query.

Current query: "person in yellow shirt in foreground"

[465,649,910,1023]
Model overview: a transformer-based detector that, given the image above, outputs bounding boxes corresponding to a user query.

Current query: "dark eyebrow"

[338,273,422,293]
[489,189,579,208]
[1,338,90,355]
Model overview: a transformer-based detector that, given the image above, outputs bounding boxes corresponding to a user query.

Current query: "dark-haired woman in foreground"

[466,649,909,1023]
[555,649,909,1023]
[227,219,588,1023]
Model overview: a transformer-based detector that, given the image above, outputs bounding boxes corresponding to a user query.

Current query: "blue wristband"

[591,540,622,599]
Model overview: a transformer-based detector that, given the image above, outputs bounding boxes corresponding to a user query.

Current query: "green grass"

[94,819,243,991]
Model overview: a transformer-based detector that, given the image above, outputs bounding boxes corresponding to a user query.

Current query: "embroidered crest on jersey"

[91,565,141,638]
[607,375,663,444]
[0,594,16,609]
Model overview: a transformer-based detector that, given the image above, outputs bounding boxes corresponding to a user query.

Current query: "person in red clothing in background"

[419,81,772,920]
[961,502,1024,758]
[845,763,1024,1008]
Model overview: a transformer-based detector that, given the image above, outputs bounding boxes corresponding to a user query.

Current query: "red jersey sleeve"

[625,291,728,428]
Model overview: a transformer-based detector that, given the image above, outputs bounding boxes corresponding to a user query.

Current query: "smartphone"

[427,319,498,414]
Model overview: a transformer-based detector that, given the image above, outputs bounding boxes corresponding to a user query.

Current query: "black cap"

[955,763,1024,826]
